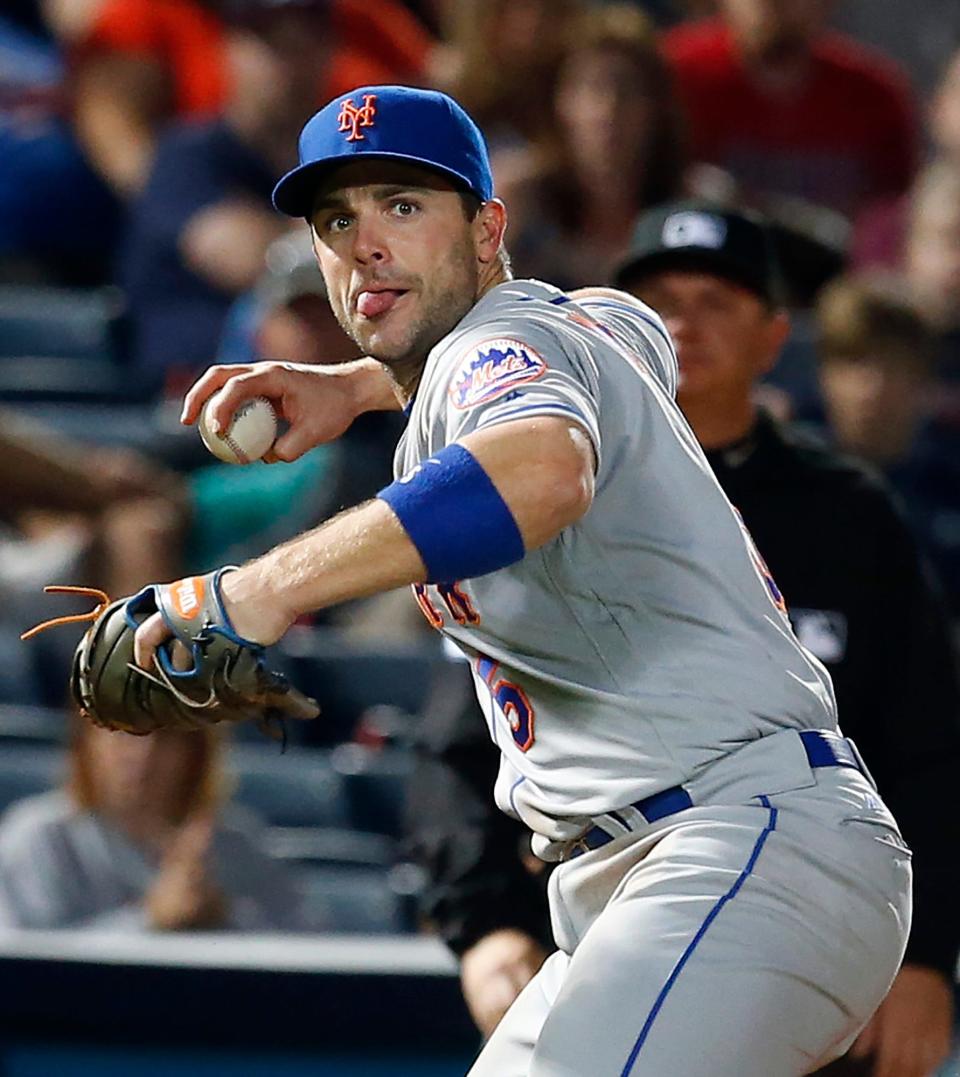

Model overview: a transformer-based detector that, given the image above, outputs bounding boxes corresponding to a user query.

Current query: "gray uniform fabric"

[394,280,911,1076]
[397,280,836,841]
[0,791,309,932]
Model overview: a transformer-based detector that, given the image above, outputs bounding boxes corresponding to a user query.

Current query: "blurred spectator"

[816,273,960,615]
[0,722,309,931]
[0,409,185,708]
[439,0,588,150]
[0,410,187,624]
[0,7,120,284]
[852,48,960,271]
[71,0,226,198]
[217,233,358,368]
[903,160,960,334]
[663,0,919,220]
[120,1,326,393]
[0,403,339,666]
[929,48,960,169]
[900,159,960,432]
[72,0,434,200]
[497,4,686,287]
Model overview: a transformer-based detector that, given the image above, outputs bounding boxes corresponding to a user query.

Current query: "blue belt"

[567,730,863,861]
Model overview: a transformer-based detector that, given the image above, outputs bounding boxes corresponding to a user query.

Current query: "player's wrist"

[343,357,403,414]
[218,563,297,646]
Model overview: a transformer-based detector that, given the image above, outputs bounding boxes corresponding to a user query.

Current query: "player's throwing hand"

[180,358,400,463]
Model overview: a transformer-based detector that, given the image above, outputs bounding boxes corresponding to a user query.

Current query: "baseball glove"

[21,570,319,736]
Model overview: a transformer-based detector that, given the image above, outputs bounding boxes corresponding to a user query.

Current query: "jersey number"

[413,582,481,628]
[477,655,535,752]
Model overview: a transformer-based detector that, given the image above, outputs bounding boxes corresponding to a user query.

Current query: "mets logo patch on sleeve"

[448,338,546,410]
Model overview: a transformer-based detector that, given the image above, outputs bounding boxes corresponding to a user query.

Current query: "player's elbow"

[461,417,596,550]
[521,443,594,548]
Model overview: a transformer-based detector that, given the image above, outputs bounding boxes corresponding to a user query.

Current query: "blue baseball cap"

[272,85,494,218]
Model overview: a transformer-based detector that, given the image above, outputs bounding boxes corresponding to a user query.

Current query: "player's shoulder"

[452,279,666,347]
[459,278,576,325]
[430,280,587,406]
[436,280,675,405]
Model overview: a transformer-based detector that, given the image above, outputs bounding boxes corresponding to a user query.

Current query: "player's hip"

[532,726,900,860]
[545,731,910,954]
[549,777,911,975]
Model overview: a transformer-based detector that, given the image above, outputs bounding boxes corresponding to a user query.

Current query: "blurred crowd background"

[1,0,960,1068]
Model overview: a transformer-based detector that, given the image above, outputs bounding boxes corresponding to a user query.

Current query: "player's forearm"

[221,417,593,641]
[221,498,427,637]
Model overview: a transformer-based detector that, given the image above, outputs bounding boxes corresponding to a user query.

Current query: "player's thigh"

[528,811,905,1076]
[468,950,569,1077]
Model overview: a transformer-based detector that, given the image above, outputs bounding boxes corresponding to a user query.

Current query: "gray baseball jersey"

[394,279,837,843]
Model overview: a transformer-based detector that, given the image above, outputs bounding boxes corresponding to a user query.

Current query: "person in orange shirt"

[71,0,434,198]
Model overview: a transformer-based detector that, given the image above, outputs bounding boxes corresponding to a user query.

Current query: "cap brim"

[272,153,486,217]
[613,248,771,302]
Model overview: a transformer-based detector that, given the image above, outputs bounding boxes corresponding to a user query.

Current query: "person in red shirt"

[663,0,919,220]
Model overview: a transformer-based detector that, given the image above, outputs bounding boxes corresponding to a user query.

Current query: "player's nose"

[350,215,390,265]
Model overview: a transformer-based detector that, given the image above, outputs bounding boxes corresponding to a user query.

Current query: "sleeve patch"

[448,338,547,410]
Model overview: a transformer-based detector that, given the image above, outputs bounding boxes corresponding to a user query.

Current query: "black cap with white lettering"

[614,201,785,306]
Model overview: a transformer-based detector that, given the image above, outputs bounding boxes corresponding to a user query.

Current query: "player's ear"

[473,199,507,265]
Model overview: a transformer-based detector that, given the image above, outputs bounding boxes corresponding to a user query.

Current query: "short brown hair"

[816,274,935,370]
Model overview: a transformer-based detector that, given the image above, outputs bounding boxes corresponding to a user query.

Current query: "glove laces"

[20,586,111,641]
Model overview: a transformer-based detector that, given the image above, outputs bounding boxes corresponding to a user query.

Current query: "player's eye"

[326,214,353,234]
[390,199,420,218]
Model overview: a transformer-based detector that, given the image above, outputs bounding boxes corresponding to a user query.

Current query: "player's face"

[309,161,485,377]
[628,271,788,407]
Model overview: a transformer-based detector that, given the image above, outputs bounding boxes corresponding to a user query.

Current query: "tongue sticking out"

[357,290,405,318]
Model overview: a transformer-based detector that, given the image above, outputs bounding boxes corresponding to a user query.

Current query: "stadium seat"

[267,825,396,868]
[0,285,124,362]
[0,704,66,745]
[0,743,62,815]
[331,744,412,838]
[300,862,424,934]
[229,746,349,828]
[278,627,443,744]
[0,624,41,705]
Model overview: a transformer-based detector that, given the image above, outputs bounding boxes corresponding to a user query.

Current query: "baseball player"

[407,203,960,1077]
[134,86,911,1075]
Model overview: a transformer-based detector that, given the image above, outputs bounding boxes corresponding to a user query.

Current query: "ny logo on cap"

[337,94,378,142]
[662,211,726,250]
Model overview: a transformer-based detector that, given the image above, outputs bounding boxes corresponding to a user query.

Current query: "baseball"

[198,395,278,464]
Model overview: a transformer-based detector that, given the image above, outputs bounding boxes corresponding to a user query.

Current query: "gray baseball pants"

[468,728,912,1077]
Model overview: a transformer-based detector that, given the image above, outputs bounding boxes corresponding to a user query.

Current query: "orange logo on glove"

[337,94,377,142]
[170,577,205,620]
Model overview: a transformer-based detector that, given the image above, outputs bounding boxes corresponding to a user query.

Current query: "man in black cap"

[407,201,960,1077]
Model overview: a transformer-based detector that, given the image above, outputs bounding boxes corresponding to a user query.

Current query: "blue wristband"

[377,443,525,583]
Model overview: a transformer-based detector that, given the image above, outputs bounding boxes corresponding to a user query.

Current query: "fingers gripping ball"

[199,396,278,464]
[21,576,319,735]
